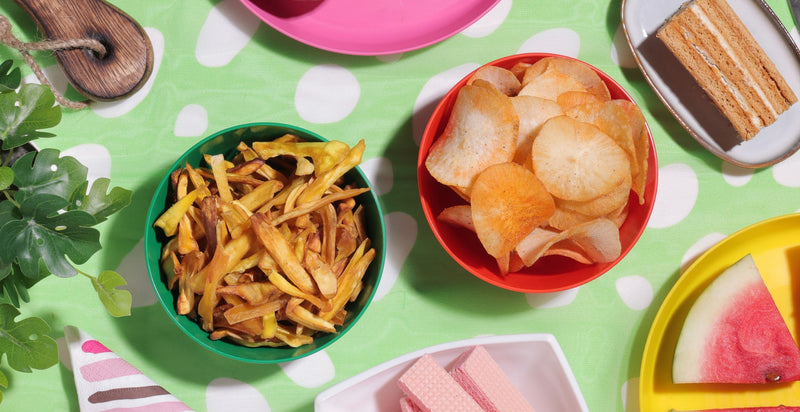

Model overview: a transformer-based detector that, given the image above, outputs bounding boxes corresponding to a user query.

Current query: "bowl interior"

[417,53,658,293]
[144,122,386,363]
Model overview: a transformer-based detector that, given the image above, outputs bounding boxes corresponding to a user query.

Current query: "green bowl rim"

[144,122,386,363]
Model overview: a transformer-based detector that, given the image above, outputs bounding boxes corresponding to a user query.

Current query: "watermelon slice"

[672,254,800,384]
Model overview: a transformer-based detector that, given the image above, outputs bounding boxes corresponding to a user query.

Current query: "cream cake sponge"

[656,0,797,141]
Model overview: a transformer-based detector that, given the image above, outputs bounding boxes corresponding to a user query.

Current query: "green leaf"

[0,83,60,150]
[0,194,100,279]
[90,271,132,317]
[0,60,20,92]
[72,178,133,224]
[0,271,31,307]
[0,167,12,191]
[0,304,58,373]
[11,148,87,205]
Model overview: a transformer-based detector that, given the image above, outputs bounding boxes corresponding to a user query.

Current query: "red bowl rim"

[417,53,659,293]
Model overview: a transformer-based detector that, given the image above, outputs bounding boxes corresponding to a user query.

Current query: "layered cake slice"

[656,0,797,141]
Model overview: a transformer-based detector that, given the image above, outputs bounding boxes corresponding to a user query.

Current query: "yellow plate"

[640,213,800,411]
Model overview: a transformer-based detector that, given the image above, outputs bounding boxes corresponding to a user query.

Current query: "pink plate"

[238,0,502,55]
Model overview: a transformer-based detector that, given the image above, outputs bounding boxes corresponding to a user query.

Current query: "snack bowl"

[144,122,386,363]
[417,53,658,293]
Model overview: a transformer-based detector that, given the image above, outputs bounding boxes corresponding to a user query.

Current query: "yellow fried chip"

[467,65,522,96]
[612,99,650,204]
[531,116,630,202]
[542,239,593,264]
[425,82,518,192]
[510,95,563,167]
[556,90,609,111]
[555,173,632,218]
[471,162,554,258]
[518,65,587,101]
[437,205,474,232]
[522,56,611,100]
[516,218,620,266]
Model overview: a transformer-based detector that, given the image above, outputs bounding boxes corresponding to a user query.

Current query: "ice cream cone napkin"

[64,326,193,412]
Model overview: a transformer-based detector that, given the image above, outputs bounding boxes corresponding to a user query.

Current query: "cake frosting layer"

[656,0,797,140]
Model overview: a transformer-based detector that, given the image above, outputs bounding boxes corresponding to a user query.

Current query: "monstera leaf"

[0,304,58,373]
[0,194,100,279]
[72,177,133,223]
[0,83,60,150]
[10,148,87,204]
[0,60,20,92]
[92,270,132,317]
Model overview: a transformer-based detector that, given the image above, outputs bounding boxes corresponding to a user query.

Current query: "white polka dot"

[174,104,209,137]
[681,232,726,272]
[360,156,393,196]
[93,28,164,118]
[621,377,640,412]
[525,288,578,308]
[295,65,360,124]
[412,63,480,146]
[611,25,636,69]
[206,377,270,411]
[461,0,512,38]
[279,350,335,388]
[721,162,753,186]
[116,239,157,308]
[61,144,111,186]
[22,65,69,98]
[773,149,800,187]
[373,212,417,301]
[195,0,260,67]
[517,28,581,57]
[647,163,698,229]
[616,276,653,310]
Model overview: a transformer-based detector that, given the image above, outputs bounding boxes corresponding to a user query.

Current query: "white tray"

[621,0,800,168]
[313,333,588,412]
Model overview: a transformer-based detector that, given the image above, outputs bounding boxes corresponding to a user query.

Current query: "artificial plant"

[0,59,133,402]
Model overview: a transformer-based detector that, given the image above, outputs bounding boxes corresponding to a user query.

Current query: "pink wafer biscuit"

[399,396,423,412]
[398,354,483,412]
[450,346,535,412]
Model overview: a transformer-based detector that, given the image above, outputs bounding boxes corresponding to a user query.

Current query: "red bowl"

[417,53,658,293]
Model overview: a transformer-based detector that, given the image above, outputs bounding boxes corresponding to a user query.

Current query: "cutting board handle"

[12,0,153,102]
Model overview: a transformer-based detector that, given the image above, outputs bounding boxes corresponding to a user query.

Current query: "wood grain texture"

[14,0,153,101]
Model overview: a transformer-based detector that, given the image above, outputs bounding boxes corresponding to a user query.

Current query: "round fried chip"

[522,56,611,100]
[611,99,650,205]
[556,90,609,111]
[471,162,555,258]
[516,218,621,266]
[510,95,563,167]
[425,82,518,192]
[467,65,522,96]
[531,116,630,202]
[566,99,650,205]
[555,173,632,217]
[518,66,587,102]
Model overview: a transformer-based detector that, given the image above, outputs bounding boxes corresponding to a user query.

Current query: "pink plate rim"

[238,0,502,56]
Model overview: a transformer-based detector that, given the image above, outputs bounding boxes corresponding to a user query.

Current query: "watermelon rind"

[672,254,800,384]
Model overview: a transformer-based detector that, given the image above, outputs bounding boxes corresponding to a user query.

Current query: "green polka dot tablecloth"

[1,0,800,410]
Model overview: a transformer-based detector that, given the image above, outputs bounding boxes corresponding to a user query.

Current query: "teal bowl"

[144,122,386,363]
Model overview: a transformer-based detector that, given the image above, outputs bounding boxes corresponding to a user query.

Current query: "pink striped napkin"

[64,326,192,412]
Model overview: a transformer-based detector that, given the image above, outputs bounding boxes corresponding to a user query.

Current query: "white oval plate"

[313,334,588,412]
[621,0,800,168]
